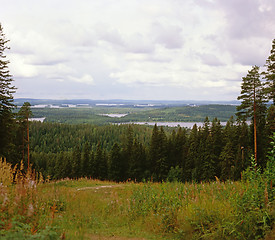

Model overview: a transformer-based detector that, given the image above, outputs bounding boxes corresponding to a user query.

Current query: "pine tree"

[0,23,16,157]
[262,39,275,104]
[236,66,267,165]
[266,105,275,136]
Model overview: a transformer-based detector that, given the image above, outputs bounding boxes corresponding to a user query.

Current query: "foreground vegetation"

[1,137,274,239]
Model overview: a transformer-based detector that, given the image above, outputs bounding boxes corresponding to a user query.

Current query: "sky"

[1,0,274,101]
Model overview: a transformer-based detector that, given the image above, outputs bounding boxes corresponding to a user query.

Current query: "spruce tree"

[17,102,32,169]
[185,124,199,181]
[81,142,90,177]
[109,142,123,181]
[220,117,236,180]
[0,23,16,157]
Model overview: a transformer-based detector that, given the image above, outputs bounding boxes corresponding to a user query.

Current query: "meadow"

[1,149,274,240]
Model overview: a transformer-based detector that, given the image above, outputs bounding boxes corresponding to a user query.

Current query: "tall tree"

[185,124,199,181]
[236,65,267,165]
[109,142,123,182]
[210,117,224,177]
[149,125,168,181]
[0,23,16,157]
[262,39,275,105]
[220,117,236,180]
[17,102,32,170]
[72,146,81,178]
[81,142,90,177]
[200,117,216,181]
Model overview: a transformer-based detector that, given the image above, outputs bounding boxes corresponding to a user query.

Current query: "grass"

[1,158,274,239]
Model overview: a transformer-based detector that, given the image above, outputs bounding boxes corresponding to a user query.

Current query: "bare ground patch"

[87,235,146,240]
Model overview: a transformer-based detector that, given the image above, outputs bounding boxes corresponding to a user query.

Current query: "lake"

[99,113,128,118]
[117,121,228,128]
[29,117,46,122]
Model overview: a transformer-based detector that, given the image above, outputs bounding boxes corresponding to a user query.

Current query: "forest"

[27,116,272,182]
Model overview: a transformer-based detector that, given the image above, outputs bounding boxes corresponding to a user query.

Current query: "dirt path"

[76,185,122,191]
[77,185,146,240]
[87,235,145,240]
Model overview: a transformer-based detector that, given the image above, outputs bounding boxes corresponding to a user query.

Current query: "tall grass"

[0,158,60,239]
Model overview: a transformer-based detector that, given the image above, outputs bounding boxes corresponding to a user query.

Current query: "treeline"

[30,114,273,182]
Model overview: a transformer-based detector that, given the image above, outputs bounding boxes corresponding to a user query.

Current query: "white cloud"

[0,0,274,100]
[69,74,95,85]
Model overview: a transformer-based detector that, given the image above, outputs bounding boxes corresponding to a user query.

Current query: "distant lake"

[117,122,228,128]
[99,113,128,118]
[30,117,46,122]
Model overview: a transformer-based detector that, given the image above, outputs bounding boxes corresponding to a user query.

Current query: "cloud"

[124,33,155,54]
[1,0,274,101]
[96,25,124,47]
[218,0,275,39]
[69,74,95,85]
[152,22,184,49]
[198,53,225,66]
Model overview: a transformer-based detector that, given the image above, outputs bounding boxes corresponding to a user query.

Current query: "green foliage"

[0,24,16,158]
[28,113,270,182]
[167,166,183,182]
[262,38,275,104]
[235,135,275,239]
[128,179,273,239]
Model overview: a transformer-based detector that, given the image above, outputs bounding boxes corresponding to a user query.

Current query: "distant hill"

[14,98,240,108]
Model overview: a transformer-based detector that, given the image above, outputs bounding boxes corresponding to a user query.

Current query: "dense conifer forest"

[26,115,273,182]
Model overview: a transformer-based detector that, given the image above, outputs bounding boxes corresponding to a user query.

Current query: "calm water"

[99,113,128,118]
[29,117,46,122]
[117,121,228,128]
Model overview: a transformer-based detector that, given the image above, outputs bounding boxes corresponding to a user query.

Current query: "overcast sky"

[1,0,274,100]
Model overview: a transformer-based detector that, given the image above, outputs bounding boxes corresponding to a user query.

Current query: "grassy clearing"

[39,177,274,240]
[1,158,274,239]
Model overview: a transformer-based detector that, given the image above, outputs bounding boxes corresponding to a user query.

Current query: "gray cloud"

[217,0,274,39]
[152,22,184,49]
[198,53,225,66]
[1,0,274,101]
